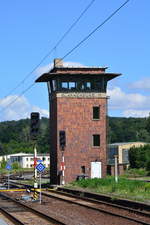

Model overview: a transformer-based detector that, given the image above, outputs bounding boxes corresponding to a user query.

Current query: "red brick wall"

[109,164,125,176]
[50,95,107,184]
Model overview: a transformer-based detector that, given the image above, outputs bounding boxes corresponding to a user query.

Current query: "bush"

[0,158,7,169]
[12,162,21,170]
[146,160,150,175]
[126,168,147,177]
[129,144,150,171]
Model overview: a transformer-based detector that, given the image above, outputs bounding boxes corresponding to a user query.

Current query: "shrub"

[12,162,21,170]
[0,158,7,169]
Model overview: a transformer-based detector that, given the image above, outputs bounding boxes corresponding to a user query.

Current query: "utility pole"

[114,155,118,183]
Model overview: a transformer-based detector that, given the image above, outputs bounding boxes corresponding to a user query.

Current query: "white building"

[0,153,50,169]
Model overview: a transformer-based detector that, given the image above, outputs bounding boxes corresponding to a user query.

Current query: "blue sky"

[0,0,149,121]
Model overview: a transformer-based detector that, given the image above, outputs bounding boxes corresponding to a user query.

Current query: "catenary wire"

[0,0,131,115]
[4,0,96,98]
[61,0,130,60]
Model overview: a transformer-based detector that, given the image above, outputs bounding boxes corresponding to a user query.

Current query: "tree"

[0,158,7,169]
[129,145,150,170]
[146,115,150,134]
[12,162,21,170]
[146,160,150,175]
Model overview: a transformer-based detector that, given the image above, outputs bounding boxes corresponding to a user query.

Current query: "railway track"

[2,180,150,224]
[41,189,150,225]
[0,192,66,225]
[56,187,150,213]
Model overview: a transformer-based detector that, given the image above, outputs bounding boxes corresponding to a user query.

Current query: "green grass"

[68,177,150,203]
[124,168,148,177]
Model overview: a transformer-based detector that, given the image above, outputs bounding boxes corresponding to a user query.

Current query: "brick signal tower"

[36,59,121,184]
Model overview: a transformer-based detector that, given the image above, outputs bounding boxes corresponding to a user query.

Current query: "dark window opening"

[93,106,100,119]
[77,81,84,90]
[95,81,102,89]
[81,166,85,174]
[93,134,100,147]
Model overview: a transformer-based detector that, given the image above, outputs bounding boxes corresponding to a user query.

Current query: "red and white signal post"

[59,130,66,185]
[61,152,65,185]
[34,144,38,188]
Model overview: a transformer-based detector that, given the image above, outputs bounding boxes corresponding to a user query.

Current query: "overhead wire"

[0,0,131,115]
[4,0,96,97]
[0,83,35,114]
[62,0,130,60]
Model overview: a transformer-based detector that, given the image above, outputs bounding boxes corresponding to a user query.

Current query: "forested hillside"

[108,117,150,143]
[0,116,150,155]
[0,117,49,155]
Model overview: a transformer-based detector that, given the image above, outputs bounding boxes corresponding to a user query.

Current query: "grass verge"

[67,177,150,203]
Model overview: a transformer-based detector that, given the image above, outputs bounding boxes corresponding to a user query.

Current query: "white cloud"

[107,87,150,117]
[36,63,52,77]
[0,95,48,121]
[36,61,85,76]
[130,77,150,90]
[123,110,150,118]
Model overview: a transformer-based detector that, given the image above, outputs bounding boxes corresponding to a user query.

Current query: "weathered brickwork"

[36,59,121,185]
[50,94,107,184]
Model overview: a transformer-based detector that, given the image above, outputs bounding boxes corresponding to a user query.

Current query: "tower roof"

[35,59,121,82]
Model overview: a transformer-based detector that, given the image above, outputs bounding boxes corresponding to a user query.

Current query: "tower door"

[91,162,102,178]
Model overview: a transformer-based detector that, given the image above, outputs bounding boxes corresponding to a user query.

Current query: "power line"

[0,83,35,114]
[0,0,131,115]
[62,0,131,60]
[4,0,96,97]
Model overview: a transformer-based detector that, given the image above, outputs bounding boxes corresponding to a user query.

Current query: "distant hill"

[0,117,49,156]
[108,117,150,143]
[0,117,149,155]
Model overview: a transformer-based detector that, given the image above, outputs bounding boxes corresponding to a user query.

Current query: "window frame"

[93,106,100,120]
[92,134,100,147]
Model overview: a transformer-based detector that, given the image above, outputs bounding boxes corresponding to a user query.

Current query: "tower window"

[86,82,91,89]
[52,80,57,91]
[81,166,85,174]
[61,82,68,89]
[93,106,100,119]
[69,82,76,89]
[93,134,100,147]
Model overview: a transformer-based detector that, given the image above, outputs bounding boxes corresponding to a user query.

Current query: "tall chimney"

[54,58,63,68]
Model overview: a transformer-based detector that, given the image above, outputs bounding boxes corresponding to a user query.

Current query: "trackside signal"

[59,130,66,150]
[30,112,40,140]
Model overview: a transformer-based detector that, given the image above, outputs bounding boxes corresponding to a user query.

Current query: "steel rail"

[41,189,150,225]
[4,180,150,224]
[52,189,150,217]
[0,192,66,225]
[57,187,150,211]
[0,207,25,225]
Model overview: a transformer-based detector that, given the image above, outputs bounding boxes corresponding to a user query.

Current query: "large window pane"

[61,82,68,89]
[86,82,91,89]
[52,80,57,91]
[93,134,100,147]
[93,106,100,119]
[95,81,102,90]
[69,82,76,89]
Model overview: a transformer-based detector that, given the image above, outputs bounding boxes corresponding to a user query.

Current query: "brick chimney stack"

[54,58,63,68]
